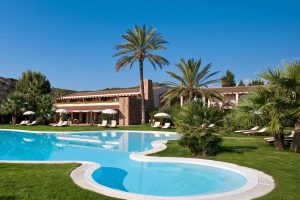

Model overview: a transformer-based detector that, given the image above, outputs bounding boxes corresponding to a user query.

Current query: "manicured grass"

[0,124,176,132]
[0,126,299,199]
[155,135,300,200]
[0,164,117,200]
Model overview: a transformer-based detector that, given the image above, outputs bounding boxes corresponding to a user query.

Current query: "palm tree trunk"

[12,113,16,125]
[291,118,300,153]
[274,132,284,150]
[139,60,145,124]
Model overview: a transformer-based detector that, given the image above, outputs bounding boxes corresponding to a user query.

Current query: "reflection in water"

[0,131,176,161]
[0,130,246,197]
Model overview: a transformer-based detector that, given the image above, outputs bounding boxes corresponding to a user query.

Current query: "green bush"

[181,129,222,156]
[174,99,223,156]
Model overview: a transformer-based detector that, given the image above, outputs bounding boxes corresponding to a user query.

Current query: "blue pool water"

[0,130,246,197]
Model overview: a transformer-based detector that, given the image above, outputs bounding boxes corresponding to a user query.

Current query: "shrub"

[181,129,222,156]
[174,100,223,156]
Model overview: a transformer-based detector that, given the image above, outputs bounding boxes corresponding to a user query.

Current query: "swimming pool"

[0,130,274,199]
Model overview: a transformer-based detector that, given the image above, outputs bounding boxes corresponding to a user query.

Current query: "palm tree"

[237,87,288,150]
[162,58,221,105]
[0,92,28,125]
[114,25,169,124]
[221,70,236,87]
[260,61,300,152]
[174,99,223,156]
[35,94,54,125]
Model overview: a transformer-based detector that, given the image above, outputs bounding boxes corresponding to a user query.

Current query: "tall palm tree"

[0,92,28,125]
[237,87,288,150]
[162,58,221,104]
[114,25,169,124]
[260,61,300,152]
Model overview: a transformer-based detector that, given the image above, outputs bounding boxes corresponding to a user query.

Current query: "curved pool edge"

[0,129,275,200]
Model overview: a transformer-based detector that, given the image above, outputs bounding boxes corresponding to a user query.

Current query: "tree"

[35,94,54,124]
[260,61,300,152]
[235,87,288,150]
[238,80,245,86]
[162,58,221,104]
[114,25,169,124]
[248,79,264,86]
[0,92,28,125]
[16,70,51,110]
[220,70,236,87]
[174,99,223,156]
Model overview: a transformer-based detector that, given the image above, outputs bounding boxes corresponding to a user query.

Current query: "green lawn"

[0,164,117,200]
[0,126,299,200]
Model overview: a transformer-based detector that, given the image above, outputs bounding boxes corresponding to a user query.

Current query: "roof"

[58,86,166,100]
[58,88,141,99]
[55,105,119,112]
[206,86,261,94]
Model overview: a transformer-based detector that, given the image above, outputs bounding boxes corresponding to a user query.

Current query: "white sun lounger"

[162,122,171,129]
[243,127,268,135]
[152,121,160,128]
[20,120,29,125]
[27,121,37,126]
[208,124,215,128]
[98,120,108,127]
[57,121,69,127]
[235,126,259,133]
[264,131,295,144]
[110,120,117,128]
[52,121,63,127]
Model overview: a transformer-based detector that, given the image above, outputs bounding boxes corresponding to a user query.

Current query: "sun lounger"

[57,121,69,127]
[110,120,117,128]
[243,127,268,135]
[162,122,171,129]
[52,121,63,127]
[98,120,108,127]
[208,124,215,128]
[235,126,259,133]
[152,121,160,128]
[264,131,295,144]
[18,120,28,125]
[27,121,37,126]
[20,120,29,125]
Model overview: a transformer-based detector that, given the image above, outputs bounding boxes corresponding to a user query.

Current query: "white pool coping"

[0,129,275,200]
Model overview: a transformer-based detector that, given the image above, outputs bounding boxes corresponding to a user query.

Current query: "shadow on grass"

[0,196,18,200]
[219,145,258,154]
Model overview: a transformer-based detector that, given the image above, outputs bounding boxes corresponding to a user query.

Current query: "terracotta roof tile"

[205,86,261,94]
[61,88,141,99]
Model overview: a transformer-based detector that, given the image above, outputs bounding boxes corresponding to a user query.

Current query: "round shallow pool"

[0,130,247,197]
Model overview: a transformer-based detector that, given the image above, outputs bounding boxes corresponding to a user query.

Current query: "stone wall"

[119,97,141,125]
[118,80,154,125]
[0,77,17,102]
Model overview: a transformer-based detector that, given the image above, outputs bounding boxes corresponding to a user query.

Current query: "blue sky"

[0,0,299,90]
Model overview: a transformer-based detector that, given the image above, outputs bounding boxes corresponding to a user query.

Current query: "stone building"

[54,79,167,126]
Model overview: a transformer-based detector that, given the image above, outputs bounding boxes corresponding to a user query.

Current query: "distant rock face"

[0,77,17,102]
